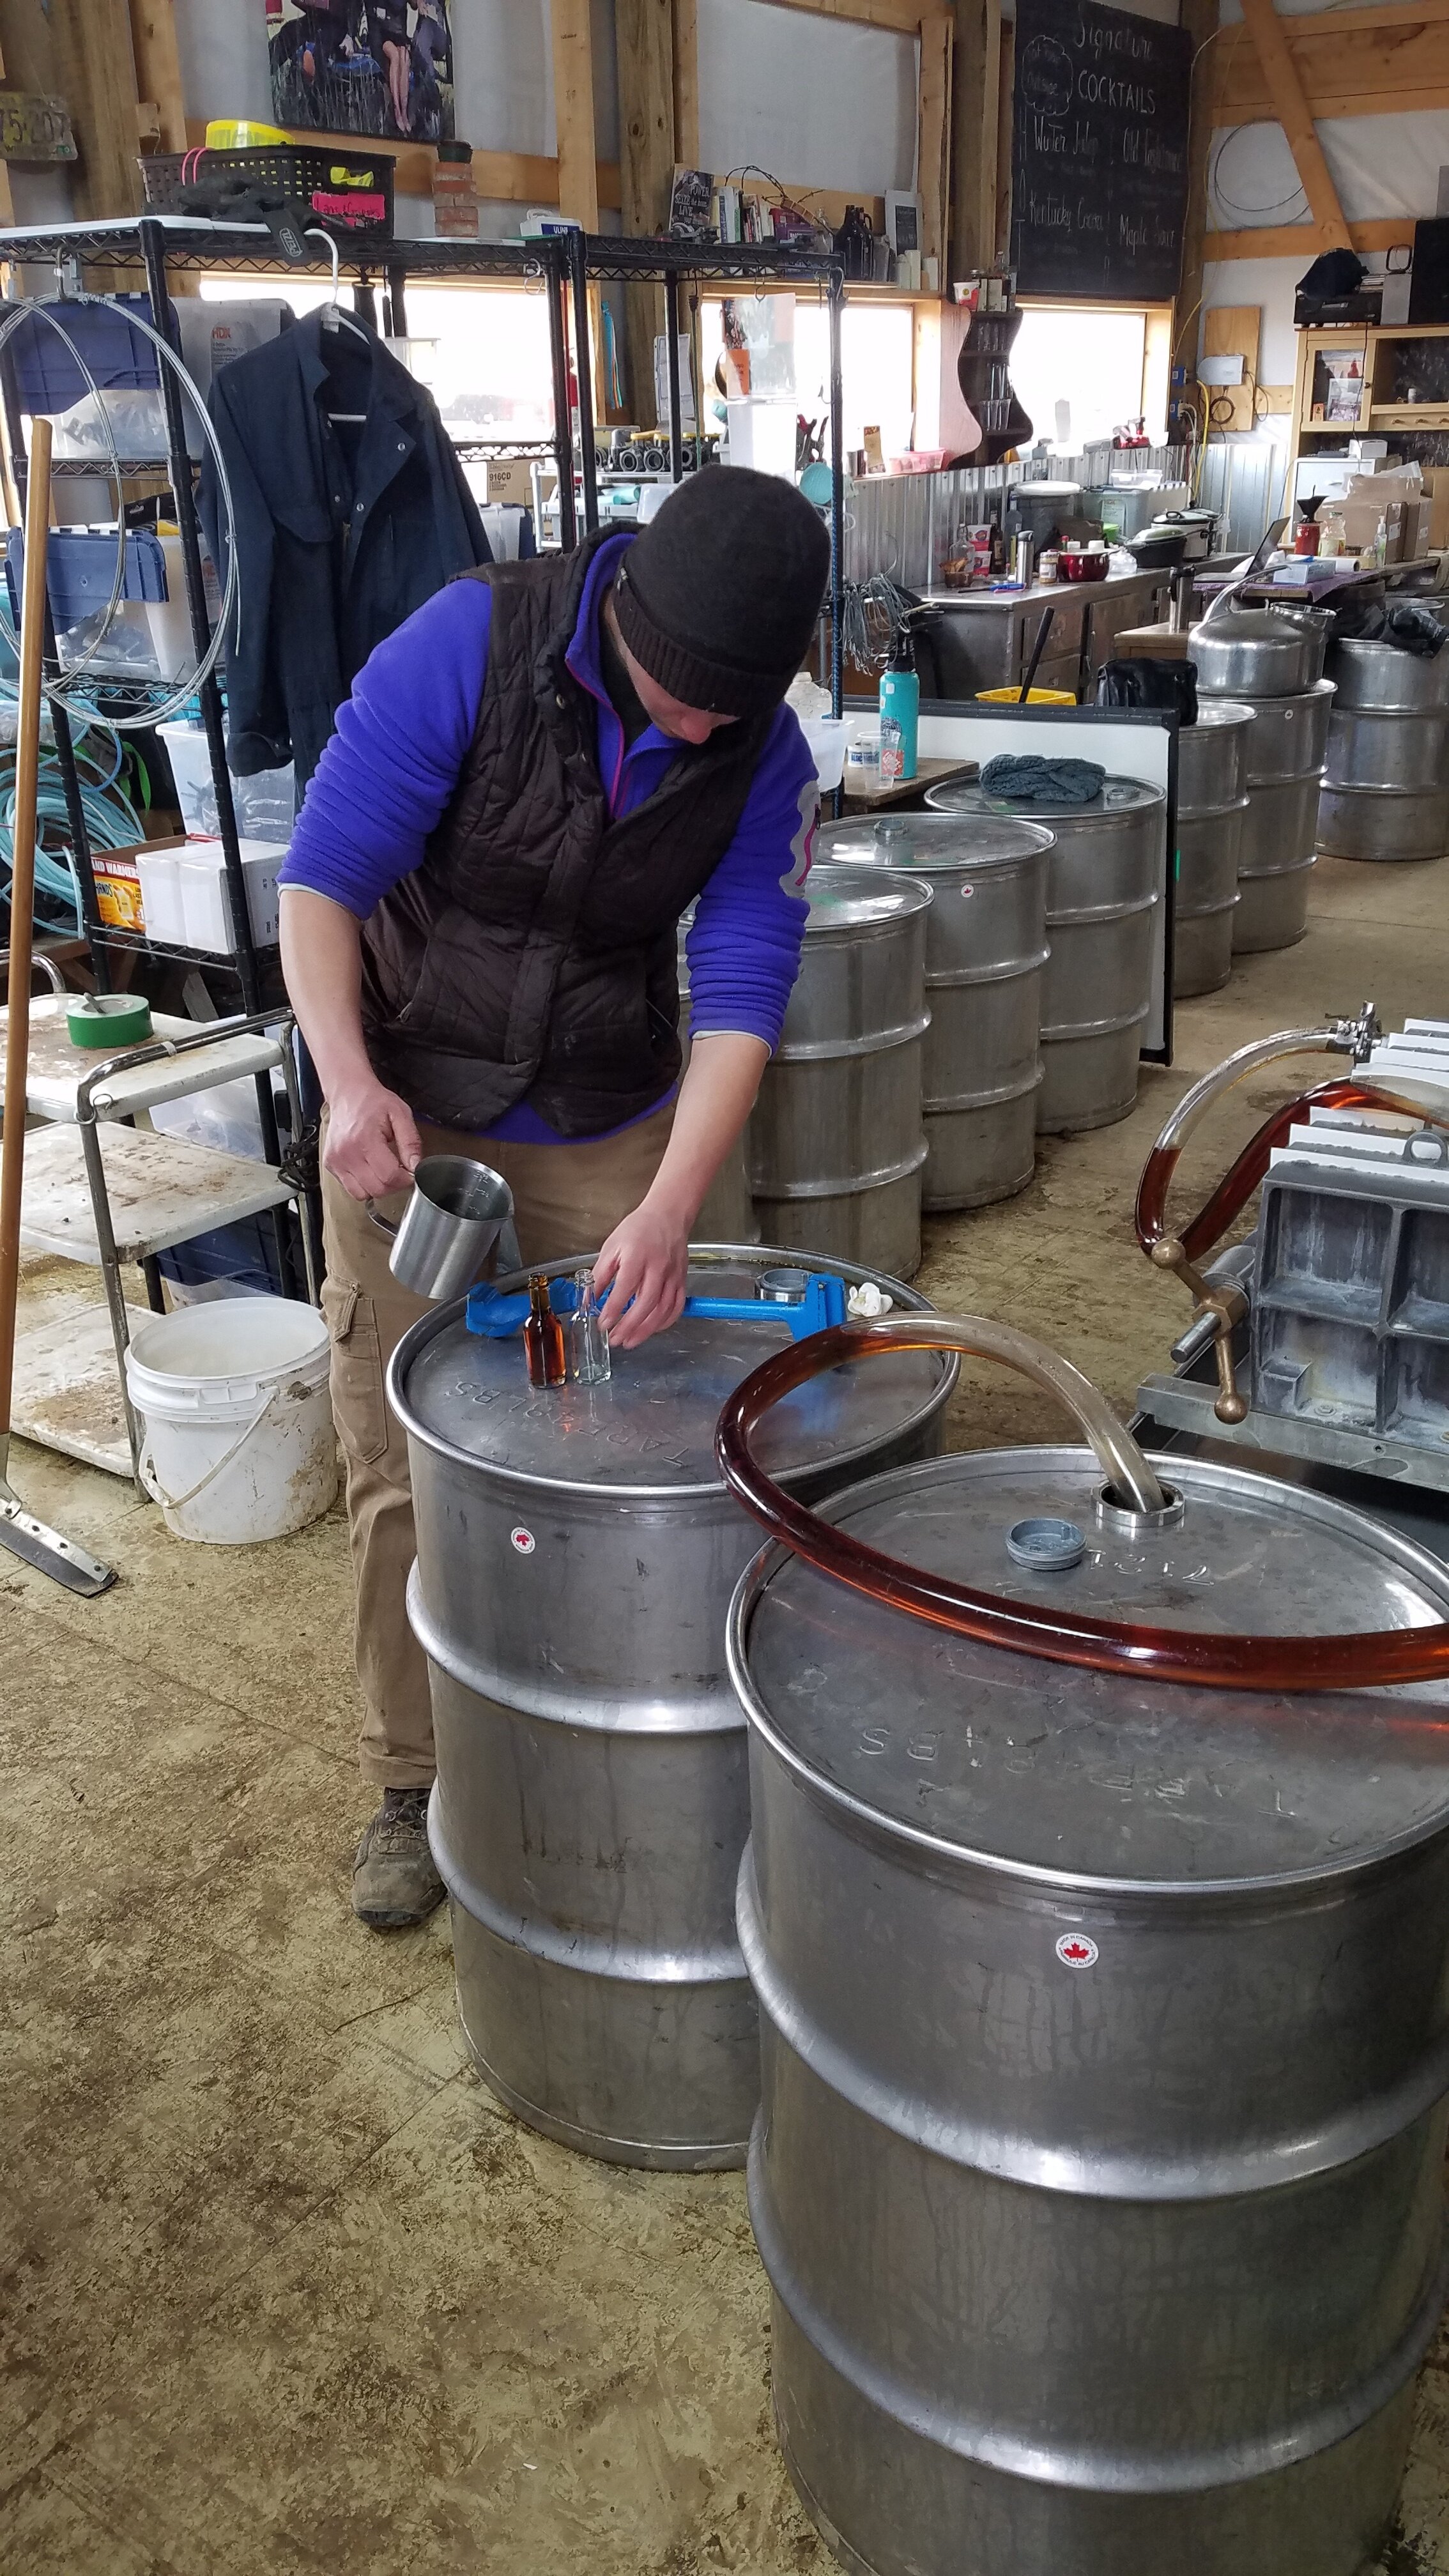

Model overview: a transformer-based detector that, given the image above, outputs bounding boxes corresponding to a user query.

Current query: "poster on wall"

[1011,0,1190,303]
[266,2,456,143]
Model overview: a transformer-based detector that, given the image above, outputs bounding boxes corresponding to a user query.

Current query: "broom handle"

[0,417,56,1446]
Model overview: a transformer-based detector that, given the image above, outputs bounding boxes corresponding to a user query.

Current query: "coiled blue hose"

[0,720,144,934]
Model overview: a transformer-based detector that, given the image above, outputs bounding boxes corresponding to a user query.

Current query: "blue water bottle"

[878,627,919,783]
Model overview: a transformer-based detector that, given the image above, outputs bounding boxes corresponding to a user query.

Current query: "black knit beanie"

[612,466,831,718]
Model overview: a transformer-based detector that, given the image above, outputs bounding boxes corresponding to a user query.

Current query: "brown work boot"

[351,1786,445,1929]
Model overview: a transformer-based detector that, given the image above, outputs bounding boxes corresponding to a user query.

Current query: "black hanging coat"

[199,312,489,788]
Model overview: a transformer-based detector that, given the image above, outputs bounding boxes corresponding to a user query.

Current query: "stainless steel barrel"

[1177,698,1252,809]
[1231,770,1319,951]
[677,914,759,1240]
[1198,671,1328,954]
[816,812,1054,1212]
[1238,679,1336,785]
[1174,800,1246,994]
[1318,779,1449,863]
[1331,636,1449,712]
[927,776,1164,1135]
[1317,639,1449,862]
[747,865,931,1279]
[389,1249,953,2172]
[731,1445,1449,2576]
[1175,703,1252,999]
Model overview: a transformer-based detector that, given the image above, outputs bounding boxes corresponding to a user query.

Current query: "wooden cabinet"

[1292,319,1449,470]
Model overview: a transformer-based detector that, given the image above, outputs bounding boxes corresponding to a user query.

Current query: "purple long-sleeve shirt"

[280,531,817,1142]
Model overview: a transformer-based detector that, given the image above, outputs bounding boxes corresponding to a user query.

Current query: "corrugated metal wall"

[842,438,1289,586]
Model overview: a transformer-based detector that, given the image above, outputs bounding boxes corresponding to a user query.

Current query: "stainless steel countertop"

[916,565,1167,614]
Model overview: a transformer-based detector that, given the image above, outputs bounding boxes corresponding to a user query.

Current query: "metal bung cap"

[816,813,1055,873]
[757,1268,811,1303]
[1006,1515,1086,1570]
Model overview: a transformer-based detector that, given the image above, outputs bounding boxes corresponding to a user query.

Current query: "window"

[1011,306,1149,451]
[199,277,557,436]
[697,295,916,458]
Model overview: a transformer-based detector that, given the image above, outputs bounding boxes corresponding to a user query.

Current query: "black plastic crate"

[141,141,395,240]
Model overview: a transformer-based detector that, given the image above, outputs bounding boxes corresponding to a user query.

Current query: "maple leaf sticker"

[1055,1933,1099,1968]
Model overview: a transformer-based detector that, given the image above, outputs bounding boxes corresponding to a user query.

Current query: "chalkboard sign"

[1011,0,1191,303]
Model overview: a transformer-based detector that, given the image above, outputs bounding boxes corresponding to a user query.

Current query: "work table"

[910,565,1174,701]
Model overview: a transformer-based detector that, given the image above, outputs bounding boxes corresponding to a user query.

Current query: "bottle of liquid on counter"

[524,1273,568,1388]
[878,627,919,783]
[570,1269,611,1385]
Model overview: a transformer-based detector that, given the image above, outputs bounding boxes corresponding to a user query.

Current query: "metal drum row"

[744,780,1168,1277]
[1192,606,1333,953]
[1319,636,1449,863]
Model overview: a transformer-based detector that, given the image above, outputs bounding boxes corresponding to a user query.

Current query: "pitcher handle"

[365,1200,399,1241]
[495,1217,522,1276]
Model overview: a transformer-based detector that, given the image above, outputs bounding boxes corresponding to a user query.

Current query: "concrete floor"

[4,852,1449,2574]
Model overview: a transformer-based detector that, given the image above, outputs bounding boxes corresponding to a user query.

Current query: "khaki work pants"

[320,1103,675,1788]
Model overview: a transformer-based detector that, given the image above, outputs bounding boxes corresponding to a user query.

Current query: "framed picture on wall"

[266,1,456,144]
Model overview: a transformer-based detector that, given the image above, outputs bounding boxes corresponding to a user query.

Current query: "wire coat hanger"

[305,227,370,425]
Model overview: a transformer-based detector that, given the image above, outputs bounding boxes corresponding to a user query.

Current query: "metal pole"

[138,219,261,1020]
[665,270,683,482]
[568,228,599,534]
[0,342,112,990]
[353,271,378,332]
[828,268,845,721]
[546,241,576,552]
[139,218,287,1292]
[385,258,408,341]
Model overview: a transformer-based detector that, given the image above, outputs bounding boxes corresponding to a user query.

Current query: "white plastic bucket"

[125,1297,339,1544]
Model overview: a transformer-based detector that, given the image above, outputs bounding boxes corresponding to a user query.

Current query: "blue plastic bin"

[5,296,180,414]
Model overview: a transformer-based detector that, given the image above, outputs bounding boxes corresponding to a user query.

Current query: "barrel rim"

[727,1443,1449,1897]
[387,1242,958,1502]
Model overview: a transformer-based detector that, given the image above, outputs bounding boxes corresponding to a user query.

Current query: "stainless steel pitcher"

[368,1155,521,1301]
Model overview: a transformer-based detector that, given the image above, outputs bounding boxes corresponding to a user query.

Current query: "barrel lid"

[925,775,1164,825]
[735,1448,1449,1889]
[393,1255,947,1496]
[1188,699,1254,730]
[801,860,933,931]
[816,813,1055,873]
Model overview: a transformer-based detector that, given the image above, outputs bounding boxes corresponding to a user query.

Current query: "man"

[279,468,830,1928]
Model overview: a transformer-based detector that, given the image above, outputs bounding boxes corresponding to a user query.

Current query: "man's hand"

[323,1079,422,1201]
[594,1197,691,1350]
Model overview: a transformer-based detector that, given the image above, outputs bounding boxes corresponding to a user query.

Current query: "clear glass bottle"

[569,1269,611,1385]
[524,1273,567,1388]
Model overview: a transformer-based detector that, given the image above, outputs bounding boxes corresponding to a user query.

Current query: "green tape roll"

[66,993,153,1051]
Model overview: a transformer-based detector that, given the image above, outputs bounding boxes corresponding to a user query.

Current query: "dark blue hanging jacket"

[199,310,489,788]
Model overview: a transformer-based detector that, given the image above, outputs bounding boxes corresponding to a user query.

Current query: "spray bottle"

[878,622,919,785]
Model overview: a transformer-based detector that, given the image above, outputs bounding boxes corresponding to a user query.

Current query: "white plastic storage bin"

[157,721,296,842]
[135,838,287,953]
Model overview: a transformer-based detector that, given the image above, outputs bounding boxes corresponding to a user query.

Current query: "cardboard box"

[479,456,539,507]
[1338,496,1407,560]
[92,850,144,932]
[1418,470,1449,550]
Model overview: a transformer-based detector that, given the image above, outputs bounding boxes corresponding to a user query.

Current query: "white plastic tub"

[157,721,296,842]
[125,1297,338,1544]
[134,838,287,953]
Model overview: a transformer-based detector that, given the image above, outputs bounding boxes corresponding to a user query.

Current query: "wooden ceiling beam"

[1205,214,1412,260]
[550,0,599,232]
[1236,0,1353,252]
[1209,10,1449,122]
[755,0,951,31]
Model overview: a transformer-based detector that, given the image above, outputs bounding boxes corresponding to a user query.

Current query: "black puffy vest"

[359,532,774,1135]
